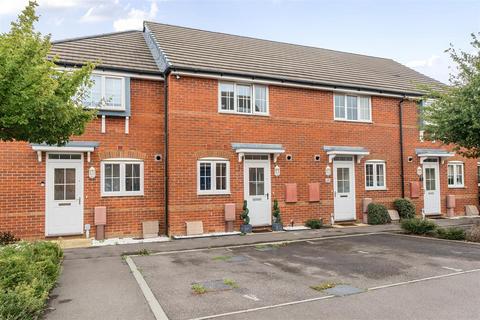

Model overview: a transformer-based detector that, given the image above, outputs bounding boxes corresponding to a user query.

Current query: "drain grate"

[194,280,231,292]
[324,284,364,296]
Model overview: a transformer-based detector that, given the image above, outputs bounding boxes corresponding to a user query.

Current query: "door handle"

[266,193,269,200]
[78,196,81,205]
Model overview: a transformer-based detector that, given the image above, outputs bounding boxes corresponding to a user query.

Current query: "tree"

[0,1,95,145]
[422,33,480,158]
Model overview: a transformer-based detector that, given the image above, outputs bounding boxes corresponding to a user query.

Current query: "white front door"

[333,159,356,221]
[46,154,84,236]
[423,160,441,215]
[244,159,271,226]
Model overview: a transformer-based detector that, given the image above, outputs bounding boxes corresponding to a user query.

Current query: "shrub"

[272,199,282,224]
[305,219,323,229]
[240,200,250,225]
[466,222,480,242]
[393,198,416,219]
[367,203,391,225]
[436,227,466,240]
[0,231,19,246]
[0,241,63,319]
[401,218,437,235]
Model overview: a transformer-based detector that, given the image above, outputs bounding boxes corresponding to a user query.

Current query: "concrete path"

[44,217,480,320]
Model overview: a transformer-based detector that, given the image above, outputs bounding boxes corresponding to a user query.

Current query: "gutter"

[163,68,170,236]
[398,97,406,198]
[171,68,423,99]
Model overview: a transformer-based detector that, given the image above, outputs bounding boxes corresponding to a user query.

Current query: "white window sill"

[85,106,126,112]
[448,186,465,189]
[197,191,231,196]
[365,187,388,191]
[334,118,372,124]
[219,110,269,117]
[101,193,144,197]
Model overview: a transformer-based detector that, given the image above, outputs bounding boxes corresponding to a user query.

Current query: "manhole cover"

[195,280,231,291]
[324,285,364,296]
[228,255,249,262]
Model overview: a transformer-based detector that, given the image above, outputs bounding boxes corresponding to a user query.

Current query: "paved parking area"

[131,233,480,320]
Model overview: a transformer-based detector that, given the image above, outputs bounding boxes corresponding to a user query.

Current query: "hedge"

[401,218,437,235]
[0,241,63,320]
[393,198,416,219]
[367,203,391,225]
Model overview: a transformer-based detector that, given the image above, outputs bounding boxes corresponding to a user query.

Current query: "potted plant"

[272,199,283,231]
[240,200,252,233]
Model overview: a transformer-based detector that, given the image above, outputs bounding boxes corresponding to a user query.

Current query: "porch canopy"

[416,148,454,164]
[232,143,285,162]
[323,145,370,163]
[31,141,99,163]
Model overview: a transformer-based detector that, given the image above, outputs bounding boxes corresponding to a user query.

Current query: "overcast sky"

[1,0,478,83]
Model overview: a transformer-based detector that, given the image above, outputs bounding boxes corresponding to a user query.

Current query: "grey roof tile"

[145,22,444,95]
[50,30,160,74]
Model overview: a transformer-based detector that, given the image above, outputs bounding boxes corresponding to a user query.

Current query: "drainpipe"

[398,97,406,198]
[163,69,170,236]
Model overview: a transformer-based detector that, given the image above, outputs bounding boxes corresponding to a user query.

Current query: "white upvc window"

[83,74,126,111]
[101,159,144,196]
[447,162,464,188]
[334,94,371,122]
[197,158,230,195]
[365,161,386,190]
[218,82,268,115]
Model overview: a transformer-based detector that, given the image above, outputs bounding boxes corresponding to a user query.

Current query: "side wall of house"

[166,75,478,235]
[0,78,165,239]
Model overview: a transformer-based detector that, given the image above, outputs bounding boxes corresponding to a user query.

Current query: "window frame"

[447,161,464,188]
[365,160,387,190]
[84,73,126,111]
[100,159,144,197]
[197,158,231,195]
[334,94,372,123]
[218,81,269,116]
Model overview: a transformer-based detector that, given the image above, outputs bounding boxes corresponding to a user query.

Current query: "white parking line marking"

[263,262,273,267]
[189,295,336,320]
[187,268,480,320]
[306,241,316,244]
[442,266,463,272]
[357,250,369,254]
[368,268,480,291]
[140,232,379,257]
[242,294,260,301]
[125,257,169,320]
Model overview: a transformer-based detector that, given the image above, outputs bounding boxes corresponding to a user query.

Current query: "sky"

[0,0,479,84]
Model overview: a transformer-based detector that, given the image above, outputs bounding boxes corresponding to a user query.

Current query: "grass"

[212,255,232,261]
[0,241,63,319]
[137,249,150,256]
[223,278,239,288]
[310,281,338,292]
[191,283,207,294]
[255,242,289,250]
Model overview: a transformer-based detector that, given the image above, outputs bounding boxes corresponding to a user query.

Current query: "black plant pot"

[240,224,252,233]
[272,223,283,231]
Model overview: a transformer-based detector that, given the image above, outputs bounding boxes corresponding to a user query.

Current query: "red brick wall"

[166,75,478,235]
[0,78,165,239]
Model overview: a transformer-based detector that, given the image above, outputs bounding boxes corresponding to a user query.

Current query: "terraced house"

[1,22,478,239]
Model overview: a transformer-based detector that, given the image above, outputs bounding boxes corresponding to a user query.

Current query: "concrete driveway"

[131,233,480,320]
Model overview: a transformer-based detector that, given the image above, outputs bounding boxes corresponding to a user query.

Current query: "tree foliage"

[422,33,480,158]
[0,1,95,145]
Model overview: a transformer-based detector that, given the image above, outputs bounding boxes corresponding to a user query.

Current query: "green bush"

[305,219,323,229]
[393,198,416,219]
[0,231,19,246]
[367,203,391,225]
[0,241,63,319]
[401,218,437,235]
[466,222,480,242]
[436,227,466,240]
